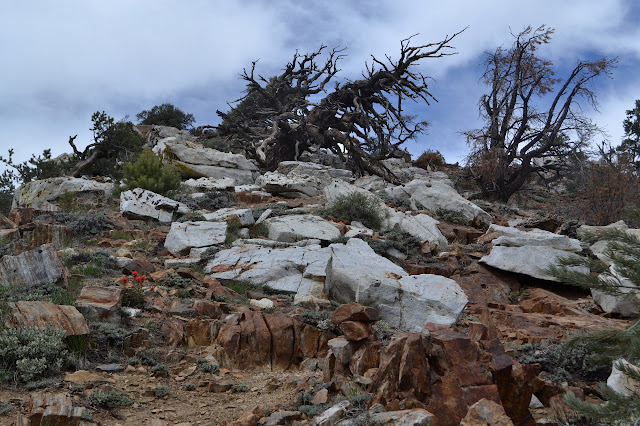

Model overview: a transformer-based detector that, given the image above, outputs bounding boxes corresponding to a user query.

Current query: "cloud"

[0,0,637,167]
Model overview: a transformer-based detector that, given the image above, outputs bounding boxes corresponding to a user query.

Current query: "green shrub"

[433,208,471,226]
[152,363,169,376]
[201,362,219,374]
[153,385,169,397]
[0,402,12,415]
[25,379,53,390]
[183,383,196,391]
[299,404,326,417]
[232,384,250,393]
[363,226,422,258]
[87,388,132,409]
[326,192,385,230]
[0,327,71,382]
[122,148,181,196]
[136,104,195,130]
[372,321,394,345]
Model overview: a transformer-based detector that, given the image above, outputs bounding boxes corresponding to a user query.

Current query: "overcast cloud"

[1,0,638,167]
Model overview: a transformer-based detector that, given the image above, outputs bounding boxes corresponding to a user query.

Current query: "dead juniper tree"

[465,25,616,202]
[212,31,464,182]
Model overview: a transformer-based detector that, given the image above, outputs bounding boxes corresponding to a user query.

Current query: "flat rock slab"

[162,141,258,184]
[76,285,123,324]
[164,221,227,256]
[120,188,188,222]
[203,207,254,226]
[479,245,587,282]
[13,176,114,211]
[265,214,341,243]
[5,300,89,336]
[0,243,68,289]
[487,224,582,252]
[206,243,330,299]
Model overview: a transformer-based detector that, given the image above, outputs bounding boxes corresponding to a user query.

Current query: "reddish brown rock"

[5,301,89,336]
[28,392,94,426]
[193,299,228,319]
[331,303,381,325]
[121,258,156,275]
[20,223,72,250]
[369,333,432,406]
[185,317,215,346]
[349,341,382,376]
[226,406,264,426]
[264,313,295,370]
[519,288,589,317]
[162,318,186,347]
[339,321,374,341]
[460,398,514,426]
[494,361,536,426]
[76,285,123,324]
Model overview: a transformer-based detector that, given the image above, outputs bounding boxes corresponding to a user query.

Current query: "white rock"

[250,298,275,309]
[183,177,236,190]
[203,208,254,226]
[327,238,467,331]
[386,210,448,248]
[13,177,114,210]
[311,400,351,426]
[607,358,640,397]
[324,180,447,247]
[487,224,582,252]
[370,409,437,425]
[479,246,587,281]
[161,140,257,184]
[120,188,188,222]
[265,214,341,242]
[277,161,354,181]
[206,243,331,298]
[403,178,492,227]
[164,258,200,269]
[164,221,227,256]
[381,158,429,182]
[255,209,273,224]
[256,171,325,198]
[529,394,544,409]
[591,265,640,317]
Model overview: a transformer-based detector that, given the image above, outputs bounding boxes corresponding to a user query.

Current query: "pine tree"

[122,148,181,196]
[548,213,640,424]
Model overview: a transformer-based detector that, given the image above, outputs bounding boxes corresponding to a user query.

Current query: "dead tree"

[215,31,464,182]
[465,25,616,202]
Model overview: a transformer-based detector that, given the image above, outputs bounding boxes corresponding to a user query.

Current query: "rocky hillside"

[0,125,635,425]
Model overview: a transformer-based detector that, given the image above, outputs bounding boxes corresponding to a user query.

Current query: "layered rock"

[164,221,227,255]
[5,301,89,336]
[76,285,123,324]
[206,243,330,301]
[265,214,341,243]
[13,176,114,211]
[161,140,258,184]
[0,243,68,289]
[120,187,189,222]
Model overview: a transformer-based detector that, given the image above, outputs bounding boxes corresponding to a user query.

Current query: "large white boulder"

[487,224,582,252]
[591,265,640,317]
[402,178,492,227]
[164,221,227,255]
[256,172,326,198]
[479,246,583,281]
[324,180,447,248]
[205,243,331,302]
[161,140,258,184]
[265,214,341,243]
[13,177,114,211]
[120,188,188,222]
[183,177,237,190]
[327,238,467,331]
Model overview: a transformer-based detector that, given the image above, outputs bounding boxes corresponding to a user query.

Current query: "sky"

[1,0,639,169]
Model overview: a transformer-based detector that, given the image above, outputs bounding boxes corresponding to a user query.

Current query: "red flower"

[131,271,139,277]
[120,276,128,284]
[150,286,156,291]
[135,275,147,284]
